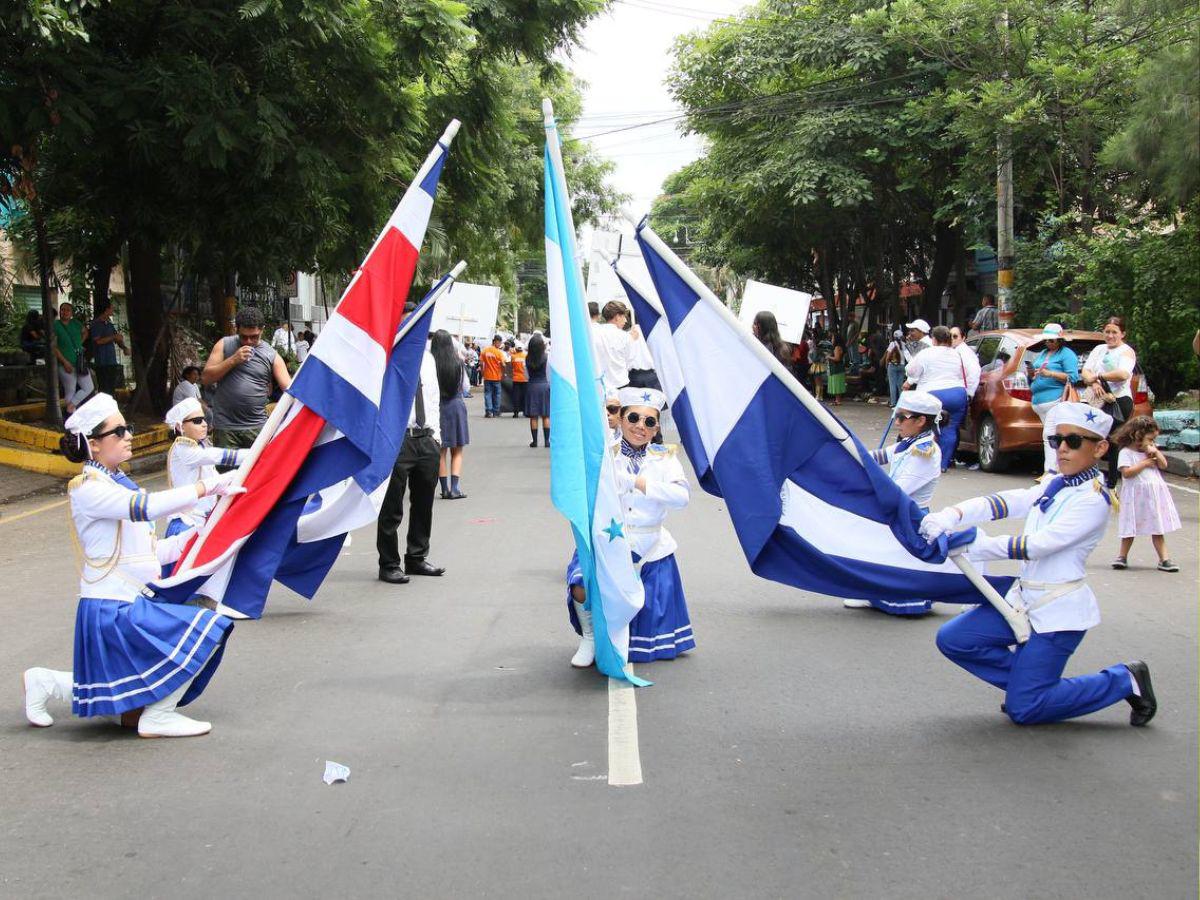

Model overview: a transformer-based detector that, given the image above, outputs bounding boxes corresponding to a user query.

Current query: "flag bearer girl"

[920,403,1157,726]
[844,390,943,615]
[22,393,244,738]
[164,396,247,539]
[567,387,695,666]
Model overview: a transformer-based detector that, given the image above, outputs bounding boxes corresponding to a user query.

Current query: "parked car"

[957,328,1154,472]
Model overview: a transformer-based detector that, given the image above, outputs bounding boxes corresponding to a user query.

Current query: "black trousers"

[376,431,440,569]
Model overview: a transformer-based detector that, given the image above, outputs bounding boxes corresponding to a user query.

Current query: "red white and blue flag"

[152,122,460,617]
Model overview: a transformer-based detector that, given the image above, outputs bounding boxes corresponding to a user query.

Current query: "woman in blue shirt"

[1028,323,1080,475]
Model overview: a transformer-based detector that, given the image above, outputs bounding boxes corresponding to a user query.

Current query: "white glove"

[202,471,248,498]
[920,508,961,540]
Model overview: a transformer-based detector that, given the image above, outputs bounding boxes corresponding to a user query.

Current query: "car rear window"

[973,336,1001,366]
[1020,338,1102,367]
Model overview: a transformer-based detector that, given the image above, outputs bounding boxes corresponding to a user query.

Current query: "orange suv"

[957,328,1154,471]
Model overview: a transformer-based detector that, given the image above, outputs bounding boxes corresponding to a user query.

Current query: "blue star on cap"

[641,391,652,403]
[1085,410,1097,422]
[601,518,625,542]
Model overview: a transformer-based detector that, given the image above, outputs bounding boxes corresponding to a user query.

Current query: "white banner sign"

[738,279,812,344]
[430,282,501,341]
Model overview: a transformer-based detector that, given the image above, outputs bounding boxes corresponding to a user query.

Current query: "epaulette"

[911,440,937,458]
[67,470,101,492]
[173,436,198,447]
[647,443,677,458]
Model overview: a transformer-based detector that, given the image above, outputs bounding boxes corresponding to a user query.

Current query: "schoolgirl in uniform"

[22,394,244,738]
[844,390,943,615]
[567,387,695,666]
[164,396,247,539]
[921,403,1157,726]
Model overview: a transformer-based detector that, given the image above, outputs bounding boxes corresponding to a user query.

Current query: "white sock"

[1127,667,1141,696]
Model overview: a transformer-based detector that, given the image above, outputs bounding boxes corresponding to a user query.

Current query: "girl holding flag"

[567,387,695,666]
[163,396,248,539]
[22,393,243,738]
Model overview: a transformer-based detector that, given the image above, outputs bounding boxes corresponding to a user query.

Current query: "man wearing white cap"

[566,386,695,666]
[845,390,944,615]
[1027,323,1080,476]
[22,393,244,737]
[920,402,1157,727]
[164,397,249,540]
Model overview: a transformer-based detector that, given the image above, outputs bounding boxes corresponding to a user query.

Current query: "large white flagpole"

[624,211,1030,642]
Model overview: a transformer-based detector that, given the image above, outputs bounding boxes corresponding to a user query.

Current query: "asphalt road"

[0,397,1195,898]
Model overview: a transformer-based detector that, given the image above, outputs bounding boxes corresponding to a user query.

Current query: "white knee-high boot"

[138,678,211,738]
[23,668,73,727]
[571,601,595,668]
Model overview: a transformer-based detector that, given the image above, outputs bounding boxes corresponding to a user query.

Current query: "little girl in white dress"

[1111,415,1181,572]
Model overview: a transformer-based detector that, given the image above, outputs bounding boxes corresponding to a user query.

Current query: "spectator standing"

[905,325,969,470]
[480,335,507,418]
[949,325,982,399]
[751,310,791,368]
[1027,323,1080,475]
[376,315,444,584]
[1111,416,1181,572]
[593,300,635,393]
[53,302,93,413]
[172,365,208,412]
[969,294,999,334]
[1081,316,1137,487]
[903,318,933,358]
[884,329,907,406]
[810,328,829,401]
[294,330,311,364]
[510,343,528,418]
[431,330,468,500]
[525,333,551,447]
[202,306,292,451]
[826,333,847,406]
[791,336,811,389]
[270,320,295,353]
[88,302,128,396]
[19,309,47,364]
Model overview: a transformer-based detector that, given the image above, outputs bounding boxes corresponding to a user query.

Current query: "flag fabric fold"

[633,219,1014,606]
[151,125,458,617]
[544,103,646,685]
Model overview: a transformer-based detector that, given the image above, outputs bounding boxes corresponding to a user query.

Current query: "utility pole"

[996,6,1014,329]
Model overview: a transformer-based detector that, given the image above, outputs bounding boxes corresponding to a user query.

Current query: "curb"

[1163,453,1199,479]
[0,444,170,481]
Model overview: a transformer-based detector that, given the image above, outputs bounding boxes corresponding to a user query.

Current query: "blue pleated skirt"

[71,596,233,717]
[440,396,470,448]
[524,380,551,418]
[566,550,695,662]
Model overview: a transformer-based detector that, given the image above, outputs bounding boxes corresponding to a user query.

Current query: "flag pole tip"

[442,120,462,143]
[450,260,468,278]
[542,98,554,120]
[620,208,642,228]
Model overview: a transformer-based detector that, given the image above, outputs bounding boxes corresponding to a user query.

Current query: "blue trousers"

[929,386,969,471]
[887,363,906,406]
[936,605,1133,725]
[483,380,501,416]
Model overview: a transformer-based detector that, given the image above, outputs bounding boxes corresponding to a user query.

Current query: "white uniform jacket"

[613,442,690,565]
[70,464,204,601]
[955,477,1114,633]
[166,437,245,528]
[871,434,941,509]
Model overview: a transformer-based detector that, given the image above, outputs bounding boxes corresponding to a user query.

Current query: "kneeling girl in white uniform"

[567,387,695,666]
[921,402,1157,726]
[22,394,244,738]
[844,390,943,615]
[164,396,247,540]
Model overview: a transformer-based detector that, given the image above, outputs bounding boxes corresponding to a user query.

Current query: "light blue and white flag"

[611,260,717,497]
[544,102,647,684]
[632,217,1013,605]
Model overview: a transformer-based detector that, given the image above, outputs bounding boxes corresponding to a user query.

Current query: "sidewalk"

[0,449,168,504]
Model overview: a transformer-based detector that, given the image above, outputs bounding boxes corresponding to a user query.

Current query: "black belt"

[405,426,434,437]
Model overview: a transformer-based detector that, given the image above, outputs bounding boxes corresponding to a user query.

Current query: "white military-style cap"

[618,386,667,410]
[896,390,943,418]
[63,393,119,437]
[165,397,204,431]
[1048,401,1113,438]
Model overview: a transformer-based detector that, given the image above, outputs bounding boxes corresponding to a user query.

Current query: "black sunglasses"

[605,404,621,414]
[1047,433,1101,450]
[895,412,925,422]
[625,412,658,428]
[183,417,207,426]
[94,424,135,439]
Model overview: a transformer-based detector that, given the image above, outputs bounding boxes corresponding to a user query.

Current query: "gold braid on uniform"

[67,472,124,584]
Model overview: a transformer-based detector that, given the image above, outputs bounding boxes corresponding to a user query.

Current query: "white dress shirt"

[955,342,982,396]
[955,478,1113,632]
[70,465,199,601]
[613,443,690,564]
[593,322,636,392]
[271,327,295,352]
[907,345,968,392]
[407,350,441,443]
[1083,343,1136,399]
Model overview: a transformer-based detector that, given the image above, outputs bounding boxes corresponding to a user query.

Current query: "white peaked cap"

[165,397,204,430]
[64,393,119,436]
[618,386,667,410]
[1049,401,1113,438]
[896,390,943,418]
[905,318,931,333]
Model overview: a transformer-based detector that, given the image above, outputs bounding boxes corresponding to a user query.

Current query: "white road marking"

[1164,480,1199,496]
[607,665,643,787]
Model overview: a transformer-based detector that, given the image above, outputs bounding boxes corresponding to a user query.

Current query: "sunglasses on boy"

[183,417,207,426]
[1047,433,1101,450]
[94,424,135,440]
[605,404,621,414]
[624,411,658,428]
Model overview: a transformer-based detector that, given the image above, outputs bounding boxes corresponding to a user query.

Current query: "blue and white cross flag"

[630,215,1014,606]
[544,101,648,685]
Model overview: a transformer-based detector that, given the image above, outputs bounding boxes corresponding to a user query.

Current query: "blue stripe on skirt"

[565,549,695,662]
[71,596,233,717]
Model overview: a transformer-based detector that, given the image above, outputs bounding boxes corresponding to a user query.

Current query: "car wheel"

[977,415,1009,473]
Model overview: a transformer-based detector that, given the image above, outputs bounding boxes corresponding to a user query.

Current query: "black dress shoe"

[450,489,467,499]
[378,567,410,584]
[404,559,445,577]
[440,490,452,500]
[1125,660,1157,726]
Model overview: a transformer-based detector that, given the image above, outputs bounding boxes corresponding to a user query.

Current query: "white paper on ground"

[323,761,350,785]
